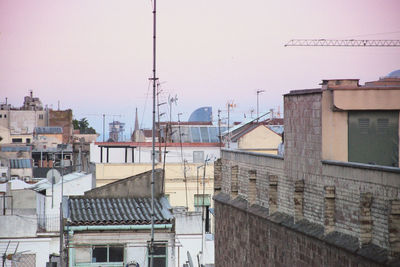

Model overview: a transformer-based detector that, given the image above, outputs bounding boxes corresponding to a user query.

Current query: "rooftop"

[68,196,173,226]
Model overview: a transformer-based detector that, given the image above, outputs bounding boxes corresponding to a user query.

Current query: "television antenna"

[187,251,194,267]
[1,241,29,267]
[47,168,61,208]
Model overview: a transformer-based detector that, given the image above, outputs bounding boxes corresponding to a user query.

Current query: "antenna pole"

[178,113,189,209]
[150,0,157,265]
[102,114,105,142]
[256,89,265,121]
[217,109,222,152]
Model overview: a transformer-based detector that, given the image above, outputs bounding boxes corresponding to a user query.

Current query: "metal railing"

[37,214,60,232]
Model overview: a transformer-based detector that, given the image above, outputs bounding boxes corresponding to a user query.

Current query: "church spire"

[134,107,139,132]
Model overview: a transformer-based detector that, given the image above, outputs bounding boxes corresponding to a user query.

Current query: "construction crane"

[285,39,400,47]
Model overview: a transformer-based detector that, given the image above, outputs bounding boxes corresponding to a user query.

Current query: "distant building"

[188,106,213,122]
[221,117,283,154]
[108,120,125,142]
[0,145,32,181]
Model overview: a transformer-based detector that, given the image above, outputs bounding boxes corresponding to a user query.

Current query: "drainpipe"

[65,224,173,235]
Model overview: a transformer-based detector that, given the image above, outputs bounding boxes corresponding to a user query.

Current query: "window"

[92,245,123,263]
[26,138,31,144]
[0,114,2,118]
[349,111,398,167]
[148,243,167,267]
[190,127,201,142]
[12,138,22,143]
[193,151,204,163]
[39,114,44,120]
[200,127,210,142]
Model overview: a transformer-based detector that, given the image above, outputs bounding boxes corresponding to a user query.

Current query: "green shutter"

[348,111,399,167]
[194,194,211,206]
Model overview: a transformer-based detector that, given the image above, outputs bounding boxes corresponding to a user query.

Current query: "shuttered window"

[348,111,398,167]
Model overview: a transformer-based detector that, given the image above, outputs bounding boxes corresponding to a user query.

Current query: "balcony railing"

[37,215,60,232]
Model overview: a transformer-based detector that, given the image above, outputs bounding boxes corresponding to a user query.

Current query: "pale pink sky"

[1,0,399,139]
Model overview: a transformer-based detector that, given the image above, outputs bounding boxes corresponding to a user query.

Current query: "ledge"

[222,149,284,160]
[214,192,397,265]
[322,160,400,174]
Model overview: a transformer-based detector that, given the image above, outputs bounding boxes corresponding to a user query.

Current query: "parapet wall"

[214,149,400,265]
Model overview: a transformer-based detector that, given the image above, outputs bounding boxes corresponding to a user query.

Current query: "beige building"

[223,118,283,154]
[95,162,214,212]
[321,70,400,167]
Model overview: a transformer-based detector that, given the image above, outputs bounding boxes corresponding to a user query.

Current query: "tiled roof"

[68,197,173,226]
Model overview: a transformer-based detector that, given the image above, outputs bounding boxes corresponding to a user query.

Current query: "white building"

[90,142,221,164]
[0,171,94,267]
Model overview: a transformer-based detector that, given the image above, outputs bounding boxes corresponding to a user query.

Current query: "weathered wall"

[220,150,284,209]
[9,110,46,134]
[214,194,386,267]
[215,150,400,265]
[85,169,164,198]
[284,91,323,222]
[49,109,72,143]
[322,161,400,249]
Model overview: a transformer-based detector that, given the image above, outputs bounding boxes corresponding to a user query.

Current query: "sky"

[1,0,400,141]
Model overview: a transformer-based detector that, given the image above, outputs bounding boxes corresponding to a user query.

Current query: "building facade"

[213,73,400,266]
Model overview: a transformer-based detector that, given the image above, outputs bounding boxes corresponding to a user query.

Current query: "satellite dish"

[46,169,61,184]
[187,251,194,267]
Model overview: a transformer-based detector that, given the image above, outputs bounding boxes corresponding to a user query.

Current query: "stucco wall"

[9,110,46,134]
[0,215,37,237]
[333,88,400,110]
[238,125,281,151]
[94,163,214,211]
[70,232,175,267]
[322,90,348,162]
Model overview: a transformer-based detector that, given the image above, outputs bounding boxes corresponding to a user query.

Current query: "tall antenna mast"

[149,0,157,265]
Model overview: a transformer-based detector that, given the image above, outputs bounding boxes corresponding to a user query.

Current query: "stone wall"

[284,90,324,223]
[219,150,284,210]
[214,150,400,265]
[214,194,385,267]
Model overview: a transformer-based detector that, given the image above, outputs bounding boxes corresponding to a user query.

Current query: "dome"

[385,69,400,78]
[188,107,212,122]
